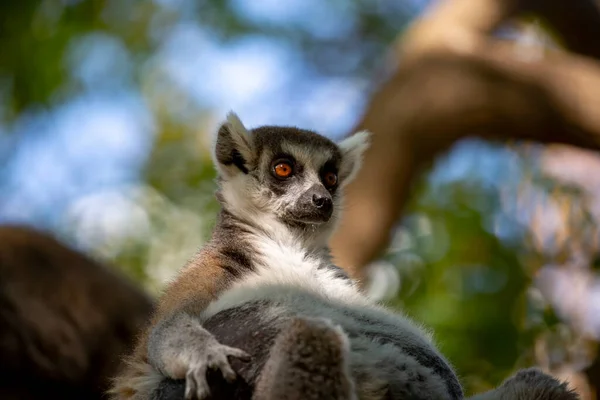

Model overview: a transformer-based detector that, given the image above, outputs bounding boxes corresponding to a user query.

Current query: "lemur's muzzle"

[295,184,333,223]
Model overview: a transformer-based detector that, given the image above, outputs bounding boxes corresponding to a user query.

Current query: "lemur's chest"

[248,239,353,295]
[202,238,365,320]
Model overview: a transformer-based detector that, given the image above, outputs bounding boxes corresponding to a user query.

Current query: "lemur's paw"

[183,343,250,400]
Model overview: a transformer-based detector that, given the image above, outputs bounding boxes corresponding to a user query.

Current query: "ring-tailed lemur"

[110,113,579,400]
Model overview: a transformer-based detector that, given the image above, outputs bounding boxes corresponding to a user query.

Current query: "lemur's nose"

[312,194,332,211]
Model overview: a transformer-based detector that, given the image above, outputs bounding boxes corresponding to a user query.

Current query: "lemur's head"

[213,112,369,239]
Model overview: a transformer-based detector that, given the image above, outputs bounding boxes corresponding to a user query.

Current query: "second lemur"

[111,113,578,400]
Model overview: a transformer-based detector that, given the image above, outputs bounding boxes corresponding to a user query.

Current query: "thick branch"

[330,0,600,276]
[330,46,600,275]
[398,0,519,60]
[400,0,600,61]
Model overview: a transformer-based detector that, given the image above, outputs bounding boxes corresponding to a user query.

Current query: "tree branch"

[330,0,600,276]
[331,46,600,275]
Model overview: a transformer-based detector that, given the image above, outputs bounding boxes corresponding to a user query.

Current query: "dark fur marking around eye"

[320,160,340,193]
[267,154,299,196]
[270,154,298,174]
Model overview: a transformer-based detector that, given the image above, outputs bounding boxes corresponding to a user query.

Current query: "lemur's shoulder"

[109,245,241,400]
[155,243,247,321]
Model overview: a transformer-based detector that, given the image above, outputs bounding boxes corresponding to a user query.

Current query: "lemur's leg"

[253,317,357,400]
[148,312,251,400]
[468,368,580,400]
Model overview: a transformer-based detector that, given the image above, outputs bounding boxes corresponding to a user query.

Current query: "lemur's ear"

[337,130,370,186]
[213,112,254,177]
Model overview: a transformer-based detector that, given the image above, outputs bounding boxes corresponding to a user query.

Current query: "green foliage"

[382,145,595,393]
[404,190,525,390]
[1,0,595,395]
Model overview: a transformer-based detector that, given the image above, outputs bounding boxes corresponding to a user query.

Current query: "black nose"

[312,194,332,212]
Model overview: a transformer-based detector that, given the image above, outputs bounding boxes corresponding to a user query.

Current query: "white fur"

[211,111,254,177]
[234,233,364,301]
[338,130,371,186]
[200,237,446,400]
[202,256,433,347]
[225,111,253,161]
[219,168,338,249]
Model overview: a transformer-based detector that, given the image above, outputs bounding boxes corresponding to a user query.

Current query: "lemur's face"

[252,129,342,225]
[214,113,369,232]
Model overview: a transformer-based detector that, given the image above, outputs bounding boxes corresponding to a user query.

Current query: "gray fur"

[468,368,579,400]
[200,284,459,400]
[145,112,578,400]
[253,317,357,400]
[148,312,251,400]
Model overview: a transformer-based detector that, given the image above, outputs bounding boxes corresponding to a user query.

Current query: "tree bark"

[330,0,600,276]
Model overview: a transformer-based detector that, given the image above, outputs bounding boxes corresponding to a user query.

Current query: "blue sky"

[0,0,509,240]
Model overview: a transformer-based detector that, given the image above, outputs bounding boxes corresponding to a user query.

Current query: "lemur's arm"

[253,317,357,400]
[147,306,250,400]
[147,251,252,400]
[110,251,248,400]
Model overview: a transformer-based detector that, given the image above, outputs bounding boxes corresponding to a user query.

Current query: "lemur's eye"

[273,161,294,179]
[323,171,338,188]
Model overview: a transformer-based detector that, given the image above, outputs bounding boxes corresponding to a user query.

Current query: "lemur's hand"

[181,335,250,400]
[151,313,250,400]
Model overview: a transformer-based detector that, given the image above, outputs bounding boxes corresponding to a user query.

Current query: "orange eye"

[323,171,338,188]
[274,162,293,178]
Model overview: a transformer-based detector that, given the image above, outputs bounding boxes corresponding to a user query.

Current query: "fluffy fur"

[253,317,357,400]
[469,368,579,400]
[110,113,578,400]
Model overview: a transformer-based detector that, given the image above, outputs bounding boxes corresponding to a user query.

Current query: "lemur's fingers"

[211,347,237,383]
[222,345,251,362]
[185,364,210,400]
[185,342,249,397]
[204,344,249,383]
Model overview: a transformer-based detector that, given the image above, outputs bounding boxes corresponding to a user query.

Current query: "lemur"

[110,113,579,400]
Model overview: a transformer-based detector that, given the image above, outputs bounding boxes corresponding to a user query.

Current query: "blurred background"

[1,0,599,398]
